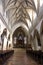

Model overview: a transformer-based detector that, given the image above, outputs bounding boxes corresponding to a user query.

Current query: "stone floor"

[4,48,41,65]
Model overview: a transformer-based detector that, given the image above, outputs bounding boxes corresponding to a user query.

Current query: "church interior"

[0,0,43,65]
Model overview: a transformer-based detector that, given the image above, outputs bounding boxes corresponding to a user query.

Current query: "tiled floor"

[4,48,40,65]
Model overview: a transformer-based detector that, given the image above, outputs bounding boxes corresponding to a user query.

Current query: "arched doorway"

[12,27,28,48]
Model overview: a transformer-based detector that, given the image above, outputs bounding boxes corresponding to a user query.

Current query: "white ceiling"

[0,0,43,33]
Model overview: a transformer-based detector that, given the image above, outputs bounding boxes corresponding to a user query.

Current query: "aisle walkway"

[4,48,40,65]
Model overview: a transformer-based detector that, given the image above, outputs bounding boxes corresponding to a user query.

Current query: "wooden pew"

[26,49,43,64]
[0,50,14,64]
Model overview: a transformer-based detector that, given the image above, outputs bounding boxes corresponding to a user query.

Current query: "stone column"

[31,39,35,50]
[41,35,43,52]
[26,31,29,50]
[0,35,2,50]
[7,34,13,50]
[10,34,13,50]
[33,36,38,50]
[3,36,7,50]
[37,0,40,15]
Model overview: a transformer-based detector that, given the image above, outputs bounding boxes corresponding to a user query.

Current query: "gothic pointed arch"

[12,26,28,48]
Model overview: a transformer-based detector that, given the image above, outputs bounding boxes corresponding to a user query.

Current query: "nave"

[4,48,40,65]
[0,0,43,65]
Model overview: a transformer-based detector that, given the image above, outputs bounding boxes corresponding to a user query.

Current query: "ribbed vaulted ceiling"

[2,0,39,29]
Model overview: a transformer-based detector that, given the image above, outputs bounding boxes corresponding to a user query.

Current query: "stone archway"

[12,27,28,48]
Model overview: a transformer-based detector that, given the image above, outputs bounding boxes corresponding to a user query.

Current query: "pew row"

[26,49,43,64]
[0,50,14,64]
